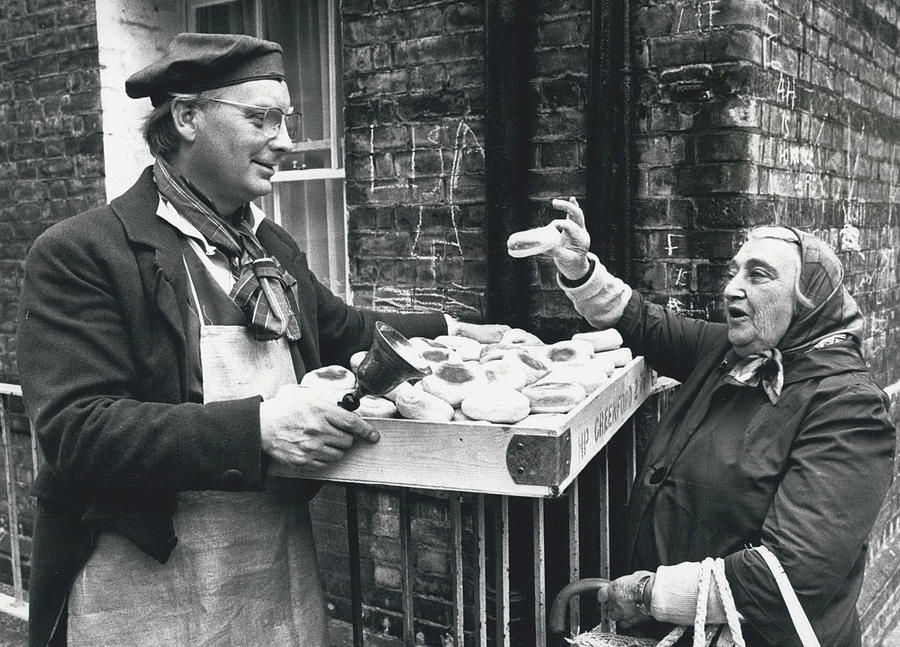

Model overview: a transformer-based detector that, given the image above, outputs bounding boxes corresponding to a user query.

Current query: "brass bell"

[339,321,431,411]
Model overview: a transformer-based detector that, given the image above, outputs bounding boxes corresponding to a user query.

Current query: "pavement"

[0,612,895,646]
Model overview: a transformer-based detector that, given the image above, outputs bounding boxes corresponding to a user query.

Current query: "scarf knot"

[723,348,784,404]
[154,157,301,342]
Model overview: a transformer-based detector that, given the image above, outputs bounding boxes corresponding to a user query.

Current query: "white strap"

[712,559,745,647]
[754,546,821,647]
[656,557,745,647]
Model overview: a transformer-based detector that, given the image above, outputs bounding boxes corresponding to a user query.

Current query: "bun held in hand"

[507,224,562,258]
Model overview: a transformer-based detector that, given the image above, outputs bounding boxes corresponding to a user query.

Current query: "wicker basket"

[566,627,659,647]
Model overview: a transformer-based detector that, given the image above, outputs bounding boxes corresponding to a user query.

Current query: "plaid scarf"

[154,157,301,341]
[723,349,784,405]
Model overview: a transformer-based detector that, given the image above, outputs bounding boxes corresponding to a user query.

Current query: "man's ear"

[171,99,199,143]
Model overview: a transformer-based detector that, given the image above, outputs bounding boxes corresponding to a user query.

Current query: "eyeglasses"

[202,97,302,140]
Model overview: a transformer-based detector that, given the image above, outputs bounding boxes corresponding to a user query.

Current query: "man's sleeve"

[17,225,265,496]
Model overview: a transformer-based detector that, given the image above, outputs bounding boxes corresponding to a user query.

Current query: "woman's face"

[723,237,801,357]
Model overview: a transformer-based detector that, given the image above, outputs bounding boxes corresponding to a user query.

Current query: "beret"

[125,33,285,106]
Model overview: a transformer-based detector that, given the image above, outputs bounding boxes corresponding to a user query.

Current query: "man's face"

[723,237,800,357]
[189,79,293,214]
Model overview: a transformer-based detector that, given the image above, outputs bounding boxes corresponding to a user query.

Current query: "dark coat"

[618,293,895,647]
[17,167,446,647]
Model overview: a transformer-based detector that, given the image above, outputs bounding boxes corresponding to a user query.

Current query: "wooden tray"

[270,357,654,497]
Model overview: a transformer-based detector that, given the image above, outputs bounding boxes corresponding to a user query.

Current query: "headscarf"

[724,226,864,403]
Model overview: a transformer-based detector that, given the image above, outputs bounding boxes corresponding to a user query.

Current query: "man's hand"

[259,384,379,469]
[453,321,511,344]
[597,571,654,629]
[550,196,592,280]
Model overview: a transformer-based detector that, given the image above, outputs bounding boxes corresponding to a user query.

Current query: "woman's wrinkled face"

[723,237,801,357]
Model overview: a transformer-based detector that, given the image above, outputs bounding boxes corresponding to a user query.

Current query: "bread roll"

[542,339,594,365]
[595,347,633,368]
[589,355,617,377]
[382,380,414,403]
[418,346,461,367]
[514,413,568,429]
[506,224,562,258]
[421,361,486,406]
[521,382,587,413]
[572,329,624,352]
[395,385,455,422]
[295,385,345,406]
[408,336,449,351]
[434,335,483,361]
[300,365,357,392]
[452,408,492,424]
[461,385,531,424]
[481,360,529,391]
[502,349,550,385]
[349,351,368,373]
[536,362,609,394]
[479,343,510,363]
[356,395,398,418]
[500,328,544,346]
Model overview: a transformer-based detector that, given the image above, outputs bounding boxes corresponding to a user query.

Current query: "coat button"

[223,469,245,488]
[648,467,668,485]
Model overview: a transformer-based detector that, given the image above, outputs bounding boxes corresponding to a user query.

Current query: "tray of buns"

[270,328,655,497]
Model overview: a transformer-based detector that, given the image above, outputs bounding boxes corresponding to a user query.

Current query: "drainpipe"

[586,0,633,280]
[484,0,537,329]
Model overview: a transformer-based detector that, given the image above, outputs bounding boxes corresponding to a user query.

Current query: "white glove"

[550,197,631,329]
[549,196,592,280]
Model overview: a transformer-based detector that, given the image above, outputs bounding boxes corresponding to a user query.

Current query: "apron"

[66,255,328,646]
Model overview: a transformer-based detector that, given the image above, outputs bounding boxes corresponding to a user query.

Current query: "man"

[17,33,505,646]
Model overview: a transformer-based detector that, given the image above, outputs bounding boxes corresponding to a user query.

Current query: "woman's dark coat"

[17,167,447,646]
[617,293,895,647]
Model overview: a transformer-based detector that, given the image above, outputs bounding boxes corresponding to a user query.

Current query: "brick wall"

[527,0,593,339]
[0,0,106,384]
[341,0,488,322]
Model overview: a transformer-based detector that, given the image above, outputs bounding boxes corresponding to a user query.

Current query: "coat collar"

[104,165,302,370]
[109,166,178,250]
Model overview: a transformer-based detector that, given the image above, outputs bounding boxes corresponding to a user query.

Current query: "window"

[188,0,348,299]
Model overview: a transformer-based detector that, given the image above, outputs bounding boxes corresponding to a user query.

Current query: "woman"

[548,197,895,646]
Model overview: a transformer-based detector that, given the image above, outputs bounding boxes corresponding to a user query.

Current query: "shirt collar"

[155,193,266,255]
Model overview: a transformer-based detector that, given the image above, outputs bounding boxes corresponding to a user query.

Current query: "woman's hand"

[550,196,592,280]
[597,570,654,629]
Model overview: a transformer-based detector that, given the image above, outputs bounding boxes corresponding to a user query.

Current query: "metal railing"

[0,382,33,621]
[332,382,678,646]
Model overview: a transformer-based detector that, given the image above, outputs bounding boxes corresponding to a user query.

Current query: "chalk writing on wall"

[368,119,485,315]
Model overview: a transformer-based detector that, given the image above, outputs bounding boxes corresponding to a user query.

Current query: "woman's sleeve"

[723,378,895,643]
[615,291,728,383]
[17,224,266,497]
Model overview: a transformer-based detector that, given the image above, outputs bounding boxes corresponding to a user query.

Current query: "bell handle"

[339,389,362,411]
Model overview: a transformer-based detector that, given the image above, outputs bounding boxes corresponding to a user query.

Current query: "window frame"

[185,0,349,299]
